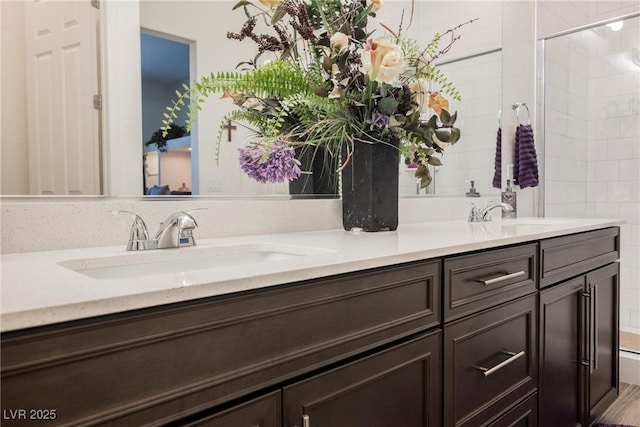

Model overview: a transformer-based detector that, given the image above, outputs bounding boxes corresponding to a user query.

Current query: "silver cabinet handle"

[474,350,525,376]
[592,284,598,371]
[477,271,526,286]
[582,290,592,370]
[588,284,595,374]
[302,414,310,427]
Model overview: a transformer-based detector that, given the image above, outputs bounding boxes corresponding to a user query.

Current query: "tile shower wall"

[398,1,503,197]
[586,16,640,335]
[544,30,589,218]
[544,15,640,335]
[399,51,502,197]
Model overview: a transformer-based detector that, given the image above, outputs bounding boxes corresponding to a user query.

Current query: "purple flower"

[366,110,389,130]
[238,140,302,183]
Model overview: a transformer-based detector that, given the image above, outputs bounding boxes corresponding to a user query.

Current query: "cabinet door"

[283,330,442,427]
[539,277,584,427]
[444,294,537,427]
[586,262,619,425]
[179,391,281,427]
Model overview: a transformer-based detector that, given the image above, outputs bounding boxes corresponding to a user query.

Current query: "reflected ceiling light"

[606,21,624,31]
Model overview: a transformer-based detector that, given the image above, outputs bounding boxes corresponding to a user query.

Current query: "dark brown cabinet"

[539,228,620,427]
[1,228,622,427]
[1,260,441,426]
[487,394,538,427]
[539,277,584,426]
[444,294,538,427]
[283,330,442,427]
[179,391,281,427]
[585,263,619,425]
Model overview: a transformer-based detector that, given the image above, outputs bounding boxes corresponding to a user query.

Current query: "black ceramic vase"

[289,146,339,196]
[341,139,399,231]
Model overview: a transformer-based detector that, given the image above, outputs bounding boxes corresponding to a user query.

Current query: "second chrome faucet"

[112,209,203,251]
[468,202,513,223]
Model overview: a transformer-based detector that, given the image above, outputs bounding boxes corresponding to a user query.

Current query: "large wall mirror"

[1,0,502,198]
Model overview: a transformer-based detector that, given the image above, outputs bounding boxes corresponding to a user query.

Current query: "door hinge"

[91,0,100,9]
[93,94,102,111]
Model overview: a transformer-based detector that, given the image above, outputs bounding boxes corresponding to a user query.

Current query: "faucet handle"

[177,212,198,247]
[468,203,482,222]
[161,208,206,227]
[175,211,198,230]
[155,210,201,248]
[111,210,153,251]
[179,209,206,247]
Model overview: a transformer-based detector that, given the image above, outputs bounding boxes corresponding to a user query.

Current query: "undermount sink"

[58,243,334,280]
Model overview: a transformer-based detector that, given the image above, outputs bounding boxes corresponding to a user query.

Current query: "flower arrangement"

[162,0,469,188]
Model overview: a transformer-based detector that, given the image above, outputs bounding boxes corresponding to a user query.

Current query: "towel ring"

[512,102,530,125]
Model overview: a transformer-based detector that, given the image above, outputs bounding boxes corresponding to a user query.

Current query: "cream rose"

[330,32,349,55]
[362,38,408,84]
[409,79,429,113]
[258,0,281,8]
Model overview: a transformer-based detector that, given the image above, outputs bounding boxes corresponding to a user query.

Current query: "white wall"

[102,0,144,196]
[415,0,502,61]
[1,1,30,195]
[159,150,192,192]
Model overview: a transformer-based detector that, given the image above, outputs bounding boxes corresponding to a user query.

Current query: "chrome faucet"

[154,211,198,249]
[112,209,202,251]
[468,202,513,222]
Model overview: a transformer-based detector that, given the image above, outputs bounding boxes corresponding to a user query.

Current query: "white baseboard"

[620,350,640,386]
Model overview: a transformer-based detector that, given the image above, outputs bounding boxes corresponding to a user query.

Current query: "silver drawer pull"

[478,271,526,286]
[302,414,310,427]
[474,350,525,377]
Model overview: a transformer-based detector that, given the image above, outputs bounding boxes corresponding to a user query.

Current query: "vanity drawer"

[487,393,537,427]
[1,260,440,426]
[180,391,281,427]
[540,227,619,288]
[444,294,537,427]
[444,244,537,321]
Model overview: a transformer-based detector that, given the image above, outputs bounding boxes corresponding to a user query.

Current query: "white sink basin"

[58,243,333,280]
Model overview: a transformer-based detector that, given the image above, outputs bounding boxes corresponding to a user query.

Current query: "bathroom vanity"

[0,219,621,426]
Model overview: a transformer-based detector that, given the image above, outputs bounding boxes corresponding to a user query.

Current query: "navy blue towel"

[492,128,502,189]
[514,124,539,189]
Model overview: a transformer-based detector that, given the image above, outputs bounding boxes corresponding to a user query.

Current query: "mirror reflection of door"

[140,31,193,195]
[24,0,102,195]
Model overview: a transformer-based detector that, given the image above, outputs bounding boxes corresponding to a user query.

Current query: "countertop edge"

[1,219,624,332]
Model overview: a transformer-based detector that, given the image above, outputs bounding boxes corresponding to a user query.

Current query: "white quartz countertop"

[1,217,623,332]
